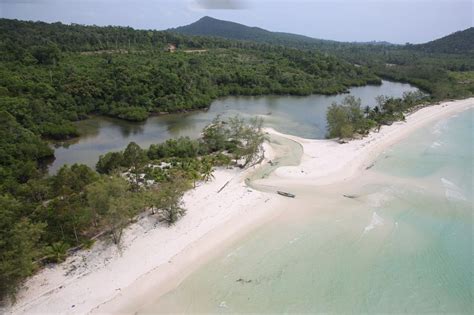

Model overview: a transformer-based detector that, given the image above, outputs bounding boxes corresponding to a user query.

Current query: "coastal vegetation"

[326,91,426,139]
[0,115,264,303]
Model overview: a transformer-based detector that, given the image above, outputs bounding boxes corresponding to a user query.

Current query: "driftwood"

[249,153,265,168]
[244,145,265,169]
[236,278,252,283]
[217,180,231,193]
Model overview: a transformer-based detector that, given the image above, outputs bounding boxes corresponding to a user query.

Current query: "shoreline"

[265,98,474,187]
[7,98,473,314]
[7,143,286,315]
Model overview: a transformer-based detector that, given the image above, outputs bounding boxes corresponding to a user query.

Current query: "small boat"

[277,191,295,198]
[343,194,358,199]
[365,163,375,170]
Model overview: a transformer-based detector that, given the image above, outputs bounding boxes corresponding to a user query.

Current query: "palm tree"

[201,162,214,182]
[364,105,371,117]
[44,241,69,263]
[189,169,201,188]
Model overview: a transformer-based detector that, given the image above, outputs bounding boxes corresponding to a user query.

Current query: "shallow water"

[138,109,473,313]
[49,80,417,173]
[246,134,303,193]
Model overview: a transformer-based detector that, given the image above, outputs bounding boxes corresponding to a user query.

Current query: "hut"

[165,43,177,52]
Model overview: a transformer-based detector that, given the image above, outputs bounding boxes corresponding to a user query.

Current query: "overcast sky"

[1,0,472,44]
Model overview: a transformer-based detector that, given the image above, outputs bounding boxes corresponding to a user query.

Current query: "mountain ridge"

[170,16,473,53]
[170,16,345,47]
[410,27,474,54]
[170,16,399,47]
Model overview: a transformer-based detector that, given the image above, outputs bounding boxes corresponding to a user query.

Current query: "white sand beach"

[268,98,474,186]
[7,144,286,315]
[7,98,473,315]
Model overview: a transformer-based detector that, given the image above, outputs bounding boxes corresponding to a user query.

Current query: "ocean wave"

[219,301,228,309]
[431,119,448,135]
[430,141,443,149]
[225,245,243,258]
[441,178,467,201]
[363,211,384,234]
[289,237,300,244]
[366,188,394,207]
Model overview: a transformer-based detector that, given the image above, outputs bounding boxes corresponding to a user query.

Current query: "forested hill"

[0,18,227,52]
[170,16,401,49]
[0,18,379,131]
[170,16,336,48]
[172,16,474,54]
[170,17,474,100]
[410,28,474,54]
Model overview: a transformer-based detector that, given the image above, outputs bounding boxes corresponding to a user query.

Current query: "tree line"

[326,91,427,139]
[0,18,379,138]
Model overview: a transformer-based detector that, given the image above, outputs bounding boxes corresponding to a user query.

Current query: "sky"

[1,0,472,44]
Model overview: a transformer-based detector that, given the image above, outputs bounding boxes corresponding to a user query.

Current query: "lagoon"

[49,80,417,173]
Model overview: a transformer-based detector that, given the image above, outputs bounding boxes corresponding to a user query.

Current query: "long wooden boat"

[277,191,295,198]
[343,194,358,199]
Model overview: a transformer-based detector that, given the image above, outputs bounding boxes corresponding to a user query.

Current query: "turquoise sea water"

[140,109,473,313]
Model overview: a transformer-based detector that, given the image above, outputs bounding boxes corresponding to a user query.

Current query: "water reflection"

[48,80,418,173]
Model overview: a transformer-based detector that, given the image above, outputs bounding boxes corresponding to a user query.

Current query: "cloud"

[193,0,248,10]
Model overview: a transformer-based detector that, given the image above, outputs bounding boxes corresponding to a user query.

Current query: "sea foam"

[366,188,393,207]
[441,178,467,201]
[219,301,228,308]
[431,119,448,135]
[289,237,300,244]
[363,212,384,234]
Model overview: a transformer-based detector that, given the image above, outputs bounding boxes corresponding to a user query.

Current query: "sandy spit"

[268,98,474,186]
[7,97,473,314]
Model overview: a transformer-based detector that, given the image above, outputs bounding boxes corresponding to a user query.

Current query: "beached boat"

[277,191,295,198]
[343,194,358,199]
